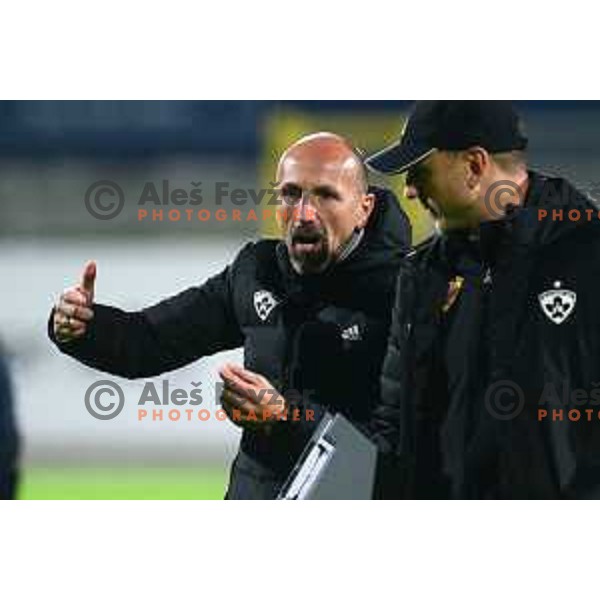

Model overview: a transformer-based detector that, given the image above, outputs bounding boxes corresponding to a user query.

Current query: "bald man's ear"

[356,192,376,229]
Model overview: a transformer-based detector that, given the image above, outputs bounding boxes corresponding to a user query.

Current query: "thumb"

[80,260,97,300]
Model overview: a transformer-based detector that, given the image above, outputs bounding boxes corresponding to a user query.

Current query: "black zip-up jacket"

[48,187,410,499]
[373,171,600,499]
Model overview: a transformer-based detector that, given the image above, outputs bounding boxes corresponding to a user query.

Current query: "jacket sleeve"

[48,264,244,379]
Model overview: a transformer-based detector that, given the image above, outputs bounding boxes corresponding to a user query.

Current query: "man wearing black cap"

[368,101,600,499]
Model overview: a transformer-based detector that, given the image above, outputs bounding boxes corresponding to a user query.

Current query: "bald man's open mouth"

[288,225,330,273]
[291,227,325,253]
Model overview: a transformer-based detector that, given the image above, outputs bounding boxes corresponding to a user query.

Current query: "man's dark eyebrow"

[312,184,340,199]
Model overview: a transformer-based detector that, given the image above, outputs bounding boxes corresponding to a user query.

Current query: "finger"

[227,363,264,386]
[218,363,234,381]
[56,321,87,338]
[54,311,72,327]
[220,362,250,380]
[222,389,263,415]
[55,317,87,339]
[80,260,97,297]
[55,311,87,329]
[55,305,88,328]
[221,390,256,419]
[220,365,273,406]
[72,304,94,321]
[221,387,249,410]
[222,363,267,389]
[68,321,87,335]
[220,366,254,395]
[59,290,90,314]
[225,378,268,405]
[74,284,93,306]
[59,302,94,322]
[62,288,90,307]
[218,364,245,387]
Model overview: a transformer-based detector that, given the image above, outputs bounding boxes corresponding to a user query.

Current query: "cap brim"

[365,140,436,175]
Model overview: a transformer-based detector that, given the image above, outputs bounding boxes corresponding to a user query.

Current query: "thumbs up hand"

[53,261,97,343]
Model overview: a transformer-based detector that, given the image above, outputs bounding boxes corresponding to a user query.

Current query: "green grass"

[19,467,228,500]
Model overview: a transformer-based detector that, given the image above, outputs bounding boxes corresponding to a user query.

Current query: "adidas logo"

[341,324,362,342]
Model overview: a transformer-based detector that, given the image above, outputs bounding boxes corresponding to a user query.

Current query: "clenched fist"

[53,260,97,343]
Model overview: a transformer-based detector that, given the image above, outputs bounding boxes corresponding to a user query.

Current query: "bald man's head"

[276,132,375,275]
[277,132,368,196]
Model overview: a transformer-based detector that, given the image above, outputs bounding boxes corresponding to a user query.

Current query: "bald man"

[48,133,411,499]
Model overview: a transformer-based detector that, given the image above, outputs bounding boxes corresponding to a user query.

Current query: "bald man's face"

[277,143,373,275]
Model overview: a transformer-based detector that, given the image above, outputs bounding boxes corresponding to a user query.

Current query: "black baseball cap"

[366,101,528,175]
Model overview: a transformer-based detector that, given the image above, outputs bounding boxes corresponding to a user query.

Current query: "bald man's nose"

[297,197,317,222]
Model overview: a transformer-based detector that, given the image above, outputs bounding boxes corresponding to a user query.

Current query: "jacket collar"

[481,169,598,252]
[429,170,593,273]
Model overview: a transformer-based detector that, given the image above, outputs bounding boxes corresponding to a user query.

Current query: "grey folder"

[278,412,377,500]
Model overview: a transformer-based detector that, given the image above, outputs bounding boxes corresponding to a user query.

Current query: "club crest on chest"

[253,290,279,322]
[538,281,576,325]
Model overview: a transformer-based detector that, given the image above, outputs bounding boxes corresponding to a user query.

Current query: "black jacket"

[374,171,600,499]
[49,187,410,499]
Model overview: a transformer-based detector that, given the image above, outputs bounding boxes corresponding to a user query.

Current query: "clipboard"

[278,412,377,500]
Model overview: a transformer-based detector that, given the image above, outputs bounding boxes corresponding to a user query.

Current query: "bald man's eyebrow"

[312,184,340,199]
